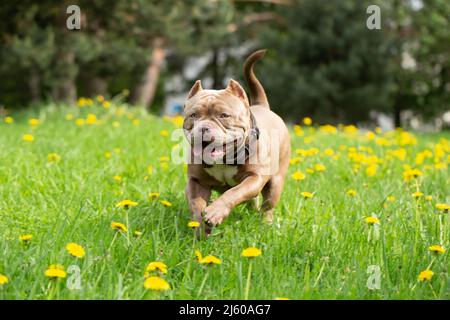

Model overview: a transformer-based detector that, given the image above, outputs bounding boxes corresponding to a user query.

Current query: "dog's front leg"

[186,178,211,224]
[204,174,264,225]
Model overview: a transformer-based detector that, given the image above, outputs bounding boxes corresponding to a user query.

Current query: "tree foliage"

[256,0,394,123]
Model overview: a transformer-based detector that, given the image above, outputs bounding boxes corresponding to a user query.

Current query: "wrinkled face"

[183,80,251,163]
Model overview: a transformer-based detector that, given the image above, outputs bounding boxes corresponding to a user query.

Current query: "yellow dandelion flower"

[148,192,160,200]
[293,125,304,136]
[160,200,172,207]
[45,265,67,278]
[412,192,423,199]
[403,168,423,182]
[436,203,449,213]
[4,116,14,124]
[113,175,123,183]
[425,195,433,201]
[365,216,380,225]
[418,270,434,282]
[116,107,125,116]
[195,250,203,262]
[434,163,446,170]
[47,153,61,163]
[301,192,314,199]
[96,95,105,102]
[188,221,200,228]
[132,119,140,126]
[111,221,128,233]
[200,255,221,265]
[144,276,170,291]
[102,101,111,108]
[387,195,396,202]
[86,114,97,125]
[0,274,9,285]
[346,189,357,196]
[428,245,445,255]
[66,242,86,258]
[366,165,377,177]
[134,230,143,237]
[289,157,301,165]
[241,247,262,258]
[366,131,376,140]
[19,234,33,242]
[75,119,85,126]
[320,124,337,134]
[146,261,168,275]
[160,130,169,137]
[160,162,169,171]
[343,125,358,134]
[115,199,138,209]
[23,134,34,142]
[104,151,112,158]
[291,171,305,181]
[302,117,312,125]
[28,118,40,126]
[314,164,326,172]
[78,97,87,107]
[171,115,184,127]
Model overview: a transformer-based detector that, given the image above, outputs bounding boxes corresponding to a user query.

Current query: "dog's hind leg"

[245,196,260,210]
[261,174,285,224]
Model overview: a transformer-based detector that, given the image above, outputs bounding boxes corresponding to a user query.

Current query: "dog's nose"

[200,127,209,134]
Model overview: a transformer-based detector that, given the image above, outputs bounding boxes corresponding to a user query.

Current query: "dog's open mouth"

[192,139,239,160]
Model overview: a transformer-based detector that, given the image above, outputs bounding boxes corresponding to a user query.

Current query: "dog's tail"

[243,49,269,108]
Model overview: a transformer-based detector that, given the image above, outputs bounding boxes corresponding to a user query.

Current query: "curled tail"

[243,49,269,108]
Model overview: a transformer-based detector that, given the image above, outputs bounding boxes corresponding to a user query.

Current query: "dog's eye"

[190,113,198,119]
[219,113,231,119]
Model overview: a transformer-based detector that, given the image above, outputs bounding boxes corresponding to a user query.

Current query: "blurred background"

[0,0,449,129]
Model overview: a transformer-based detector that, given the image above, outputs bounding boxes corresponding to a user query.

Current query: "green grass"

[0,101,448,299]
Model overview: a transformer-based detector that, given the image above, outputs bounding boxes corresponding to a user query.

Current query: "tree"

[256,0,394,124]
[411,0,450,120]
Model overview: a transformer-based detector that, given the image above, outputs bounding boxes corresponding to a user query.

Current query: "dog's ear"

[226,79,249,106]
[187,80,203,99]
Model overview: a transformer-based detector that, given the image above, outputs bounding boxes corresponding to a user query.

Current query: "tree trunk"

[29,68,41,103]
[135,38,165,110]
[393,105,402,128]
[211,48,222,89]
[51,50,77,103]
[87,77,108,97]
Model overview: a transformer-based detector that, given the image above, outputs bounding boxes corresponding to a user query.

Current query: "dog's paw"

[203,204,230,226]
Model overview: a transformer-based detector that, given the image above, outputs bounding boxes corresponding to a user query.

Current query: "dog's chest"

[204,165,238,186]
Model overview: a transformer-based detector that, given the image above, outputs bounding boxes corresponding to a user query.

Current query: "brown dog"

[183,50,290,232]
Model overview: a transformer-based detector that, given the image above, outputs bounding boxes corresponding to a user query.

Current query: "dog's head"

[183,79,251,163]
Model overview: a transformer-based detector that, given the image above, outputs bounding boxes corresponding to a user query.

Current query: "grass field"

[0,98,449,300]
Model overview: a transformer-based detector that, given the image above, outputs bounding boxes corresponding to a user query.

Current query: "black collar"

[202,111,259,167]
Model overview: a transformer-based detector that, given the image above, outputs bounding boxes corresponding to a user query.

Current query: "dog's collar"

[202,110,259,168]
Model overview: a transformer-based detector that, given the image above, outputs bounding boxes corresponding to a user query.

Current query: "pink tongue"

[211,149,224,158]
[193,145,203,157]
